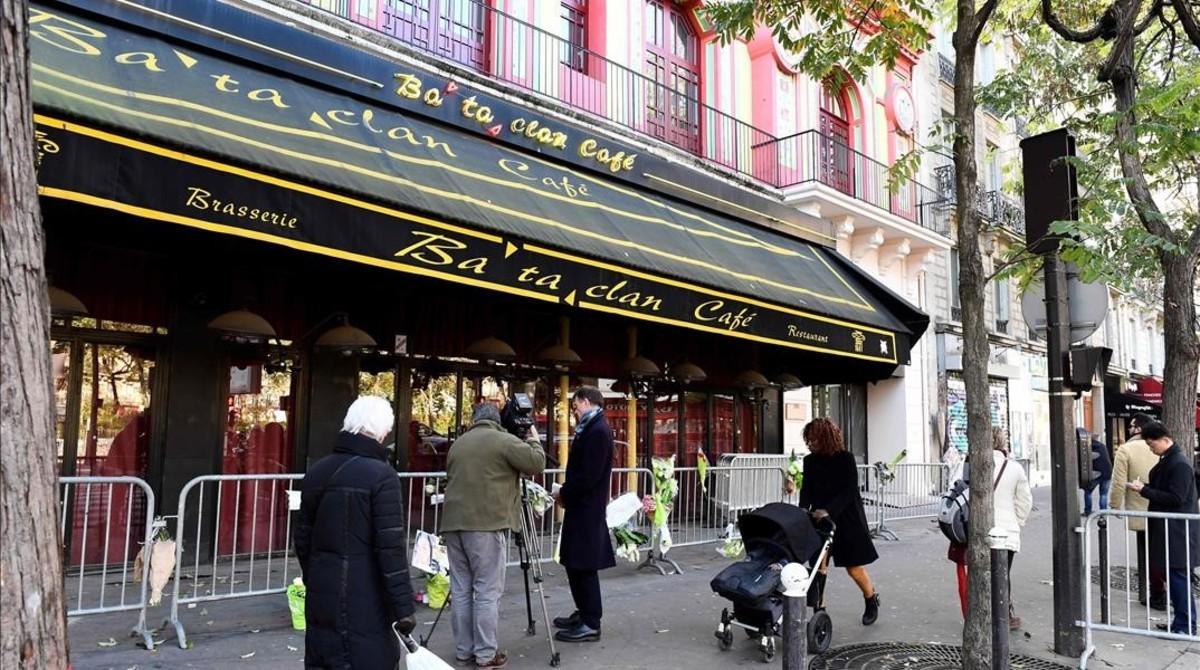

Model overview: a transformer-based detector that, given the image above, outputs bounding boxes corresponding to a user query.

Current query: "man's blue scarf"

[575,407,603,436]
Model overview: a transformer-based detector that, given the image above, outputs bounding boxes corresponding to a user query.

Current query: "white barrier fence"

[1080,509,1200,669]
[166,474,304,649]
[65,459,958,652]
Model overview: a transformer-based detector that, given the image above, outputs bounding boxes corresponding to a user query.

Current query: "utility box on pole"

[1020,129,1085,657]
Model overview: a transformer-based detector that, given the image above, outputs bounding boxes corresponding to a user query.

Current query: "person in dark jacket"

[295,396,416,669]
[1128,422,1199,635]
[552,386,616,643]
[1083,435,1113,515]
[799,417,881,626]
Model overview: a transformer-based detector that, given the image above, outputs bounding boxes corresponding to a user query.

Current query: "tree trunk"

[954,4,995,668]
[1104,21,1200,463]
[1159,253,1199,462]
[0,0,70,667]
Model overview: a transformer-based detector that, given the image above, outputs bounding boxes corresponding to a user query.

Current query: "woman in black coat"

[798,417,881,626]
[553,386,616,643]
[295,397,416,669]
[1129,422,1199,635]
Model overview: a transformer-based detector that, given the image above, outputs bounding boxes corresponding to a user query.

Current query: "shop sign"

[36,119,901,364]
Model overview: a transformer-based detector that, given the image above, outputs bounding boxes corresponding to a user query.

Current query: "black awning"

[30,3,927,366]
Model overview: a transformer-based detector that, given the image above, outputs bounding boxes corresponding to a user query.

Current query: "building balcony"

[933,165,1025,235]
[938,53,955,86]
[294,0,947,232]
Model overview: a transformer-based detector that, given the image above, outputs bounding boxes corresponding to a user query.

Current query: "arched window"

[644,1,700,152]
[819,81,854,195]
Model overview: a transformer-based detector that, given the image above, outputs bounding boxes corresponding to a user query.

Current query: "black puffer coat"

[295,432,415,669]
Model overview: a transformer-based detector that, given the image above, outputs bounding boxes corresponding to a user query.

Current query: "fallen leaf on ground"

[241,652,256,659]
[287,646,299,652]
[98,638,118,647]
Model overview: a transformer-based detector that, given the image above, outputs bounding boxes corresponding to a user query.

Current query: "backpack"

[938,459,1008,545]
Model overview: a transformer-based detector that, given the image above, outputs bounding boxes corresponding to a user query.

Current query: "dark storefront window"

[52,323,160,567]
[812,383,868,463]
[713,393,735,458]
[680,391,708,465]
[652,392,679,460]
[738,395,761,456]
[218,360,295,555]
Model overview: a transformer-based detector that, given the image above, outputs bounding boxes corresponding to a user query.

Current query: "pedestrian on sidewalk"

[1083,434,1112,516]
[295,396,416,670]
[1109,413,1166,609]
[798,417,881,626]
[990,430,1032,630]
[442,402,547,669]
[1128,421,1199,635]
[552,386,616,643]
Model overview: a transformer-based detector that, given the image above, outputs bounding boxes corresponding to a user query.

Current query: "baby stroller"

[710,503,835,662]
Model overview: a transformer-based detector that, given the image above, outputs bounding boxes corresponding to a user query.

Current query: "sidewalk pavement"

[68,487,1198,669]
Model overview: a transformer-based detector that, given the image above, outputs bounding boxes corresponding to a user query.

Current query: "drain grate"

[809,642,1072,670]
[1090,566,1200,596]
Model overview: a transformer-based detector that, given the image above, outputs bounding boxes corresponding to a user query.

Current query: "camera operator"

[443,401,546,669]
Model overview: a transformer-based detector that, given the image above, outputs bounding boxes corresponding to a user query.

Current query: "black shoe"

[862,593,880,626]
[1149,595,1167,611]
[553,612,581,630]
[554,623,601,643]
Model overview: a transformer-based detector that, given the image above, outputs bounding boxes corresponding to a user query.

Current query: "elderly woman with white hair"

[295,396,416,669]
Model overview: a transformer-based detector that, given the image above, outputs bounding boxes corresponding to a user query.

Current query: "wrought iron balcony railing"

[933,165,1025,234]
[297,0,947,229]
[938,53,955,86]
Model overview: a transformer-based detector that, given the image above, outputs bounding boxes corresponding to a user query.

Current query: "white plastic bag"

[606,492,642,528]
[396,628,455,670]
[410,530,447,575]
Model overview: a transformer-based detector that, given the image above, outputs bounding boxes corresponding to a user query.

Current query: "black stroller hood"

[738,503,822,563]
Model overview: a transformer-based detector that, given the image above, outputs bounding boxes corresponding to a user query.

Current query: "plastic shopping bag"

[286,577,306,631]
[396,627,455,670]
[606,492,642,528]
[426,573,450,610]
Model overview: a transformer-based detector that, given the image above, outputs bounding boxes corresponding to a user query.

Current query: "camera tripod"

[421,479,560,667]
[516,477,561,667]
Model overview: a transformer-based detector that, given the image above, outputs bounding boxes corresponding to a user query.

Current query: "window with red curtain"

[712,394,736,459]
[652,393,679,460]
[819,81,855,195]
[679,392,708,466]
[644,0,700,153]
[738,395,760,454]
[560,0,588,72]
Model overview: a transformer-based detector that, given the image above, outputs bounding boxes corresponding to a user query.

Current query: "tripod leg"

[520,483,561,666]
[421,591,450,647]
[516,530,536,635]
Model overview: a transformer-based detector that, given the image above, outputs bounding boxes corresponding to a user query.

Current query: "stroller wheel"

[807,610,833,654]
[760,638,776,663]
[716,629,733,651]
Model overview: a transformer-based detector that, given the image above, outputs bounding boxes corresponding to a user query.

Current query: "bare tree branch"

[1135,0,1165,34]
[1169,0,1200,48]
[973,0,1002,44]
[1042,0,1109,42]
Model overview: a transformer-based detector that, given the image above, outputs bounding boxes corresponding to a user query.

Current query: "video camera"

[500,392,535,439]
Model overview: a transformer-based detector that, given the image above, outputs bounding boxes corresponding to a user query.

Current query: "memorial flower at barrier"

[612,525,649,564]
[784,453,803,495]
[650,456,679,554]
[524,480,553,516]
[697,448,710,493]
[876,448,907,486]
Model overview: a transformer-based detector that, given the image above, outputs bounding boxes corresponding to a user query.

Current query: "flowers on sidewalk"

[612,525,649,563]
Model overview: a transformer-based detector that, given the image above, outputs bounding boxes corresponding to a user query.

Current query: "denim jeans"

[444,530,508,663]
[1168,568,1198,634]
[1083,478,1110,515]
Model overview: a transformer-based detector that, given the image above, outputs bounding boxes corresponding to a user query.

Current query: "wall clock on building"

[891,85,916,135]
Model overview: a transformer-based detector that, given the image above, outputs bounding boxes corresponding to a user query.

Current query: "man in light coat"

[1109,413,1165,609]
[991,430,1033,630]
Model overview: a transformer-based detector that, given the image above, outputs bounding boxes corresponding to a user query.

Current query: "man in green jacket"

[442,402,546,669]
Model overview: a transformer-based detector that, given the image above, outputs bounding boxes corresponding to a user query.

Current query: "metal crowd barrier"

[1080,509,1200,668]
[166,473,304,649]
[876,463,952,532]
[58,476,157,650]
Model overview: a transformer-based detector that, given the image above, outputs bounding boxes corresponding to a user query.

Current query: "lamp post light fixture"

[669,359,707,385]
[48,286,89,318]
[535,342,582,372]
[208,308,277,345]
[465,335,518,364]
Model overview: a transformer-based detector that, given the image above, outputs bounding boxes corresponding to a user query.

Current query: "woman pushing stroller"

[799,418,882,626]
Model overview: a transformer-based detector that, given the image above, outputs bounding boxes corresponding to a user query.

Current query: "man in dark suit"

[552,386,616,643]
[1128,422,1199,635]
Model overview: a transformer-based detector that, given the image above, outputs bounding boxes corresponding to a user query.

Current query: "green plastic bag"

[286,578,306,631]
[426,573,450,610]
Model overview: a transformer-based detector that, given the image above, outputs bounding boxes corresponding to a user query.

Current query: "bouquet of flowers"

[612,525,649,563]
[876,448,907,486]
[650,456,678,554]
[523,480,553,516]
[696,448,710,493]
[784,453,803,495]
